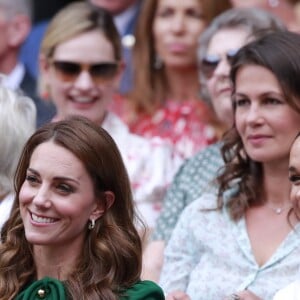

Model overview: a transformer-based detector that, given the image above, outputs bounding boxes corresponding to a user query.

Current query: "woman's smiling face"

[41,29,121,125]
[19,140,104,249]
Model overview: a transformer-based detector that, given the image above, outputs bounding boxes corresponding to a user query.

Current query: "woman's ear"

[38,54,52,100]
[90,191,115,221]
[112,61,125,90]
[39,54,51,74]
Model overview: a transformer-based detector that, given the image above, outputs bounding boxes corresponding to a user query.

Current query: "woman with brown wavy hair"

[0,116,163,300]
[160,31,300,299]
[112,0,232,160]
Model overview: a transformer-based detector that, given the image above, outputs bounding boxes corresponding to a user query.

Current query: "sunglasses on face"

[51,61,119,83]
[200,49,239,79]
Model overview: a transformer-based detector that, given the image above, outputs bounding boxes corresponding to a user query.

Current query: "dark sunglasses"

[52,61,119,83]
[200,49,239,79]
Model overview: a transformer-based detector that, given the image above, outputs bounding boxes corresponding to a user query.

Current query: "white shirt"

[273,280,300,300]
[2,63,25,90]
[102,112,181,228]
[0,193,14,232]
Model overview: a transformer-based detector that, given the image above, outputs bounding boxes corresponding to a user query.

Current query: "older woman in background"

[0,84,36,231]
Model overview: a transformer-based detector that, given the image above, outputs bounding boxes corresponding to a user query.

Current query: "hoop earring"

[88,219,95,230]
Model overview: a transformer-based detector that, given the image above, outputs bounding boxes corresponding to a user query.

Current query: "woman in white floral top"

[160,31,300,300]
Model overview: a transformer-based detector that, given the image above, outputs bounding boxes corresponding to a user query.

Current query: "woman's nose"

[32,185,52,208]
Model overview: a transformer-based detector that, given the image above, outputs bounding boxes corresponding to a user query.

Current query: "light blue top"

[152,142,223,242]
[160,193,300,300]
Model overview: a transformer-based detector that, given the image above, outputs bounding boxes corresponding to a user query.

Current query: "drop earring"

[88,219,95,230]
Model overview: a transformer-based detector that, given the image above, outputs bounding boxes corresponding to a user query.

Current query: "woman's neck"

[164,66,200,101]
[261,160,291,206]
[34,246,78,280]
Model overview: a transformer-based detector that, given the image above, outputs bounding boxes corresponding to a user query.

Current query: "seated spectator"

[0,0,55,127]
[0,84,36,231]
[111,0,232,160]
[38,2,179,233]
[21,0,143,94]
[0,116,164,299]
[160,30,300,300]
[142,7,286,282]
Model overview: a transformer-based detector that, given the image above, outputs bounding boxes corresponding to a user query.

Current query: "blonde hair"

[39,2,121,98]
[0,84,36,197]
[0,0,31,19]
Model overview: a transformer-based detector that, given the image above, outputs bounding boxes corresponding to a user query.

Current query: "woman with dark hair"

[0,116,164,299]
[274,132,300,299]
[142,7,286,283]
[160,31,300,299]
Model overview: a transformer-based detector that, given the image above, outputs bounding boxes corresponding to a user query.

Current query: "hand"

[166,290,191,300]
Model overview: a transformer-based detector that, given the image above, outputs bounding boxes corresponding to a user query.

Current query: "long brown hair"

[129,0,232,116]
[0,116,142,300]
[217,31,300,221]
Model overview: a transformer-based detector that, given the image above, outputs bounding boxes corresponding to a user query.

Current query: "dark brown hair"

[0,116,142,300]
[217,31,300,221]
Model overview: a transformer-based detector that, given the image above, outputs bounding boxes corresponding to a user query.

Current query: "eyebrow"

[27,168,80,185]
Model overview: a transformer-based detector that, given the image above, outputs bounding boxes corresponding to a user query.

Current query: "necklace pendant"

[275,207,282,214]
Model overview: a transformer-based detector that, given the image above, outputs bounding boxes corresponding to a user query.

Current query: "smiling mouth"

[31,213,58,224]
[68,96,97,104]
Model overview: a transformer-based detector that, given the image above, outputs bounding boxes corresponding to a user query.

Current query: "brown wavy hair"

[0,116,142,300]
[128,0,232,116]
[216,31,300,221]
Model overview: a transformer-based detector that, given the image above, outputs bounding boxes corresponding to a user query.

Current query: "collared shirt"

[160,193,300,300]
[102,112,181,228]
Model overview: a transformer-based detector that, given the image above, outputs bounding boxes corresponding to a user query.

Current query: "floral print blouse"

[160,193,300,300]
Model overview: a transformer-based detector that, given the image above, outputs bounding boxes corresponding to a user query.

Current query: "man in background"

[90,0,143,93]
[0,0,55,127]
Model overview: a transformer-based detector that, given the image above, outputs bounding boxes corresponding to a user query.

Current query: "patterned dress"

[112,96,217,160]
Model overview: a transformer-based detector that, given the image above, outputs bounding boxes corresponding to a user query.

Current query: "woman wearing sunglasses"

[160,30,300,300]
[39,2,179,234]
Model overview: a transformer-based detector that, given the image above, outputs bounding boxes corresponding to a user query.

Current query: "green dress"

[15,277,165,299]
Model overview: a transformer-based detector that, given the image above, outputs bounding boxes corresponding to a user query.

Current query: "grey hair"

[0,0,32,19]
[198,7,286,103]
[0,84,36,196]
